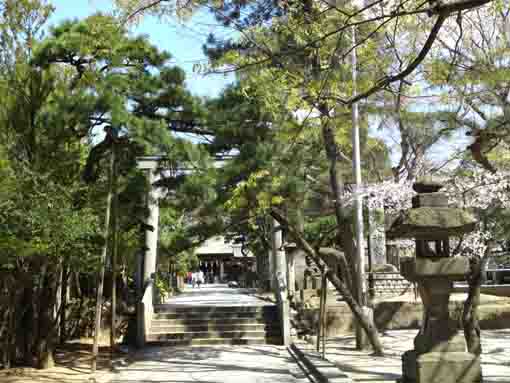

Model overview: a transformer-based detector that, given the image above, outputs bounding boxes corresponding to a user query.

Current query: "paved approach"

[163,283,273,306]
[300,329,510,383]
[109,285,305,383]
[111,344,304,383]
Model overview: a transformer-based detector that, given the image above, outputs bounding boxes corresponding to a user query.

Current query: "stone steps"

[148,330,278,339]
[145,336,281,346]
[151,317,269,326]
[151,323,272,332]
[147,304,282,346]
[154,305,276,314]
[153,313,278,321]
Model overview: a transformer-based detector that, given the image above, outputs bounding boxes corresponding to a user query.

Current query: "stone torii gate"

[135,155,291,346]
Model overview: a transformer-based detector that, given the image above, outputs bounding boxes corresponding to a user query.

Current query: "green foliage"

[155,273,173,297]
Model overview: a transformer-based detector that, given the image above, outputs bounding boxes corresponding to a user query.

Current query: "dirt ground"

[0,343,119,383]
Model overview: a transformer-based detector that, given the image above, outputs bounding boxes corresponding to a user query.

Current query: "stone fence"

[299,272,413,298]
[368,272,414,297]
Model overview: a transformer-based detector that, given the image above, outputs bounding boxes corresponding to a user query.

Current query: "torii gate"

[135,155,291,346]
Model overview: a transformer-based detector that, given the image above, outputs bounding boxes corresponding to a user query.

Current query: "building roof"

[194,236,254,258]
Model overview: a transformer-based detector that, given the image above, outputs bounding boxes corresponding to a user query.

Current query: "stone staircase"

[147,304,283,346]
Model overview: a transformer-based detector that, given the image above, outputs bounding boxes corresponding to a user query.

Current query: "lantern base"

[399,350,481,383]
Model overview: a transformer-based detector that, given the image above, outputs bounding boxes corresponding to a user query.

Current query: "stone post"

[367,200,386,266]
[272,218,290,345]
[137,157,160,288]
[144,180,159,287]
[268,248,274,290]
[287,250,295,296]
[136,157,161,348]
[272,219,287,295]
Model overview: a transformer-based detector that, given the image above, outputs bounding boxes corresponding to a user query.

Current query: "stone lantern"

[387,179,481,383]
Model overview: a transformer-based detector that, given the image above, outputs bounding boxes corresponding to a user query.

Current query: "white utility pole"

[351,25,368,350]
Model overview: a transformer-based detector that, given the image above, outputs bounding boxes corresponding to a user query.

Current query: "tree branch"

[270,207,385,355]
[318,247,353,291]
[336,13,448,106]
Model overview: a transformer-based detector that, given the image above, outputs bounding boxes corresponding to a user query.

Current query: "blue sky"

[49,0,234,98]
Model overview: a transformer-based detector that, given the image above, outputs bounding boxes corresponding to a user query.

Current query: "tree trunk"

[321,122,377,350]
[37,262,58,369]
[1,278,8,368]
[111,145,119,354]
[74,271,82,297]
[21,276,35,366]
[1,276,16,369]
[8,295,15,368]
[1,307,9,368]
[92,148,115,373]
[463,281,481,355]
[60,264,69,345]
[33,262,45,368]
[463,243,493,355]
[55,264,62,341]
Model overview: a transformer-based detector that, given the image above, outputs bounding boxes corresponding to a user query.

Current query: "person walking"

[197,269,204,288]
[191,270,197,288]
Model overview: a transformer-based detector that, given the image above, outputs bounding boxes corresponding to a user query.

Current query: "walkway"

[111,344,304,383]
[298,329,510,383]
[110,285,304,383]
[162,283,274,306]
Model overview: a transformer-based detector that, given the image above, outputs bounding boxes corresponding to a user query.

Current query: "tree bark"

[92,149,115,373]
[1,276,16,369]
[463,242,493,355]
[318,247,352,291]
[320,123,359,294]
[60,264,69,345]
[74,271,82,297]
[111,145,119,354]
[37,262,58,369]
[21,275,35,366]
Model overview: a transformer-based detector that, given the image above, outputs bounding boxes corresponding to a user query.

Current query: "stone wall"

[292,297,510,337]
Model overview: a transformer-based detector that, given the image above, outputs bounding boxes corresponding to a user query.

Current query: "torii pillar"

[137,156,162,289]
[271,218,291,345]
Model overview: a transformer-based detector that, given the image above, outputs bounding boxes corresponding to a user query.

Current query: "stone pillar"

[143,168,159,286]
[287,250,295,296]
[367,201,386,266]
[272,219,287,295]
[220,261,224,281]
[272,218,290,345]
[137,157,161,288]
[268,248,274,290]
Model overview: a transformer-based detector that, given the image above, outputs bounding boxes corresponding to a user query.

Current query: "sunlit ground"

[299,329,510,383]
